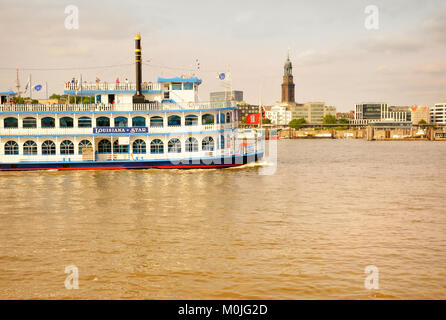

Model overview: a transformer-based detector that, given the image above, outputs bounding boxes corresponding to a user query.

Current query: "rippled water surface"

[0,140,445,299]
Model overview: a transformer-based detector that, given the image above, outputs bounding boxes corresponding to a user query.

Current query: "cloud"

[360,35,423,54]
[412,62,446,74]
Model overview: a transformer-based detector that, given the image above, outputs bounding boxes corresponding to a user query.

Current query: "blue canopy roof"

[157,77,201,84]
[0,91,17,95]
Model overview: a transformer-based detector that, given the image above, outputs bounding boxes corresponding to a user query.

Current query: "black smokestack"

[133,33,145,103]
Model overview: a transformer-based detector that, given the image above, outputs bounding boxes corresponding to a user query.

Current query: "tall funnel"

[133,33,145,103]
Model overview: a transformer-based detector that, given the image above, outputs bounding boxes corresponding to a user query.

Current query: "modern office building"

[210,90,243,103]
[266,102,336,125]
[410,106,430,124]
[389,106,412,122]
[430,103,446,125]
[352,103,411,124]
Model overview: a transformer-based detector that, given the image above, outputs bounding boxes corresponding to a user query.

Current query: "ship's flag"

[24,76,30,93]
[246,113,260,125]
[218,72,225,80]
[33,84,43,91]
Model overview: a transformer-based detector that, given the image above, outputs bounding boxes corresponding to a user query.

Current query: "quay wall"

[272,126,446,141]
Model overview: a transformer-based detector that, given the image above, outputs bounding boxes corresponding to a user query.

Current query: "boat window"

[23,140,38,155]
[150,116,163,127]
[41,117,55,128]
[168,115,181,126]
[202,114,214,124]
[78,117,92,128]
[96,117,110,127]
[226,112,231,123]
[183,82,193,90]
[42,140,56,155]
[4,141,18,155]
[172,83,182,90]
[185,115,198,126]
[132,139,146,154]
[4,117,18,128]
[23,117,37,128]
[132,117,146,127]
[113,140,129,153]
[60,140,74,155]
[202,136,214,151]
[60,117,74,128]
[114,117,128,127]
[150,139,164,154]
[168,138,181,153]
[221,135,225,149]
[78,140,92,154]
[98,139,111,153]
[185,137,199,152]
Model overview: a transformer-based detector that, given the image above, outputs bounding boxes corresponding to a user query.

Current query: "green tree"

[338,118,349,124]
[12,97,26,104]
[289,118,306,129]
[262,118,271,124]
[418,119,427,125]
[323,114,337,124]
[49,93,61,99]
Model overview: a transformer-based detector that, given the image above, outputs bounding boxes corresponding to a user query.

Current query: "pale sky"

[0,0,445,111]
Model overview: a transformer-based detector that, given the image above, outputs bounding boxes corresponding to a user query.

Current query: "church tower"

[281,54,295,104]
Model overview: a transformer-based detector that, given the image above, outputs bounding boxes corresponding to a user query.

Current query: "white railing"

[0,128,93,136]
[64,82,162,92]
[0,124,230,136]
[0,102,234,113]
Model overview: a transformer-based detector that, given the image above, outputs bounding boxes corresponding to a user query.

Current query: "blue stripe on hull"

[0,152,264,171]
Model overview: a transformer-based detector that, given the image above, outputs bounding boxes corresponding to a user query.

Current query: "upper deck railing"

[64,82,162,92]
[0,102,235,113]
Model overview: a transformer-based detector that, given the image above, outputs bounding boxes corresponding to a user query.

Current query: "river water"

[0,140,445,299]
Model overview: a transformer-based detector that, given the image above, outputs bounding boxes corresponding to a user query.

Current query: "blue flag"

[34,84,42,91]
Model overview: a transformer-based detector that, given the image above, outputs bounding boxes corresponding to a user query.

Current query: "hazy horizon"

[1,0,445,111]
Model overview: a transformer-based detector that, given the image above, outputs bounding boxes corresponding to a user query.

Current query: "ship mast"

[15,67,20,97]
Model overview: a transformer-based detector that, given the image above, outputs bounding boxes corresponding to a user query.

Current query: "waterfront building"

[336,111,354,120]
[430,103,446,125]
[0,91,17,104]
[265,105,292,125]
[352,102,411,125]
[236,103,262,124]
[389,106,412,122]
[410,106,430,125]
[266,102,337,125]
[299,102,336,123]
[290,104,309,122]
[210,91,243,103]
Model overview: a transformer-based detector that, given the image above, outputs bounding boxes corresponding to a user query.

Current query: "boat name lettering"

[93,127,148,134]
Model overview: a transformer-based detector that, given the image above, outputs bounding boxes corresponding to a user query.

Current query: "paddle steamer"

[0,34,264,171]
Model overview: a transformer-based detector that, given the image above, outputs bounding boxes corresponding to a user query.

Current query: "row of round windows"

[2,113,232,128]
[2,136,222,155]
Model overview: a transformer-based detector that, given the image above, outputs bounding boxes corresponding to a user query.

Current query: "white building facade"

[430,103,446,125]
